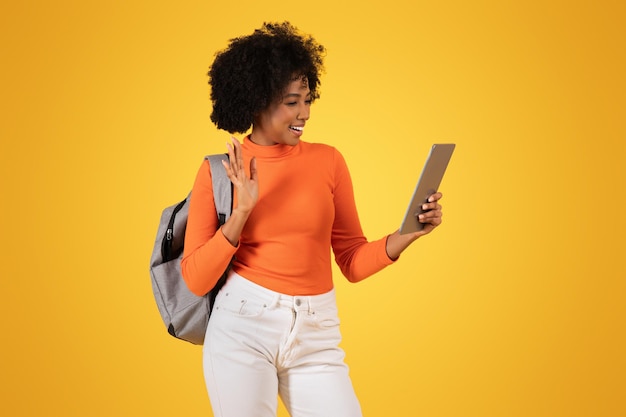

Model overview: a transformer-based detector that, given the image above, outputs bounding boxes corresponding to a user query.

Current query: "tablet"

[399,144,455,234]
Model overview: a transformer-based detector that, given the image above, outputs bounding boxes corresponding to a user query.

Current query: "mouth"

[289,125,304,136]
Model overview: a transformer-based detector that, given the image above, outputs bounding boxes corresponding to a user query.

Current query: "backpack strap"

[205,153,233,316]
[206,154,232,226]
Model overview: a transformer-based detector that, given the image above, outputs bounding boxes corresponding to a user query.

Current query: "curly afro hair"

[208,21,326,134]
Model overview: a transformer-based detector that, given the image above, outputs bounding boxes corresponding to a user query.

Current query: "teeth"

[290,126,303,131]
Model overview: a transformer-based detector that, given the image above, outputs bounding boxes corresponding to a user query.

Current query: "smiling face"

[250,76,312,146]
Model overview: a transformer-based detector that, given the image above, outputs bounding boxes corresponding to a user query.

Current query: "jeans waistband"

[225,271,337,313]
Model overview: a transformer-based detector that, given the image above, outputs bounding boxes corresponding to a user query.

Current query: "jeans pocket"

[215,291,267,317]
[313,307,340,329]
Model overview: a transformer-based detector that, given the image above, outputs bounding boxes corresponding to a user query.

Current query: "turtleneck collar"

[242,135,301,159]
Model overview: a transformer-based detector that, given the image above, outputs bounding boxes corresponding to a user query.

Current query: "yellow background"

[1,1,624,416]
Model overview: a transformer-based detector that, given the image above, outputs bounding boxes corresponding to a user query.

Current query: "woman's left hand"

[415,191,443,237]
[385,192,444,260]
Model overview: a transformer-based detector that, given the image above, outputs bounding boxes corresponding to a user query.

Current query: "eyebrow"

[282,92,312,100]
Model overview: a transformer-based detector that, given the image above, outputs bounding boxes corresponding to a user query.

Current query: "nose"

[298,103,310,121]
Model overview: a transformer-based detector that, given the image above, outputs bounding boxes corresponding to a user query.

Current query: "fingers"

[249,156,257,181]
[222,137,259,214]
[221,159,236,183]
[225,137,238,169]
[223,137,258,189]
[421,200,441,211]
[418,192,443,227]
[419,192,442,212]
[224,137,244,182]
[418,208,442,225]
[427,192,443,203]
[232,136,244,171]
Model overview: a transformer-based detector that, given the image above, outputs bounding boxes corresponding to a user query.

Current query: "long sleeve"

[330,150,395,282]
[181,160,238,296]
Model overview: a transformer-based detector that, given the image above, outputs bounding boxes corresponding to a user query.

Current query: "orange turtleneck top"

[181,137,395,296]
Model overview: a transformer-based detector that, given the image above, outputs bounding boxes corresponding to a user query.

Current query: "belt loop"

[268,293,280,309]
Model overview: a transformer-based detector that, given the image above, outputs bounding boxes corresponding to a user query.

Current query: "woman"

[181,22,444,417]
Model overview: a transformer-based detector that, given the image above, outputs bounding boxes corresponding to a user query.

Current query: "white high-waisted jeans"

[203,271,363,417]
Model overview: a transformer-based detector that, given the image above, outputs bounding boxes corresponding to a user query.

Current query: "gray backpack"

[149,154,232,345]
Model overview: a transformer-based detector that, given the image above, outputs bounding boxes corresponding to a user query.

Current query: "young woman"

[181,21,444,417]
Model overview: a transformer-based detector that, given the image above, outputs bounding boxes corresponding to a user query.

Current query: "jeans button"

[295,299,301,306]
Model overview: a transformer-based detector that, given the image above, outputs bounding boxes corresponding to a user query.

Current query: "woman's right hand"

[222,136,258,215]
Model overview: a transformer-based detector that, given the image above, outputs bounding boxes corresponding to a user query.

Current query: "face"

[251,76,311,146]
